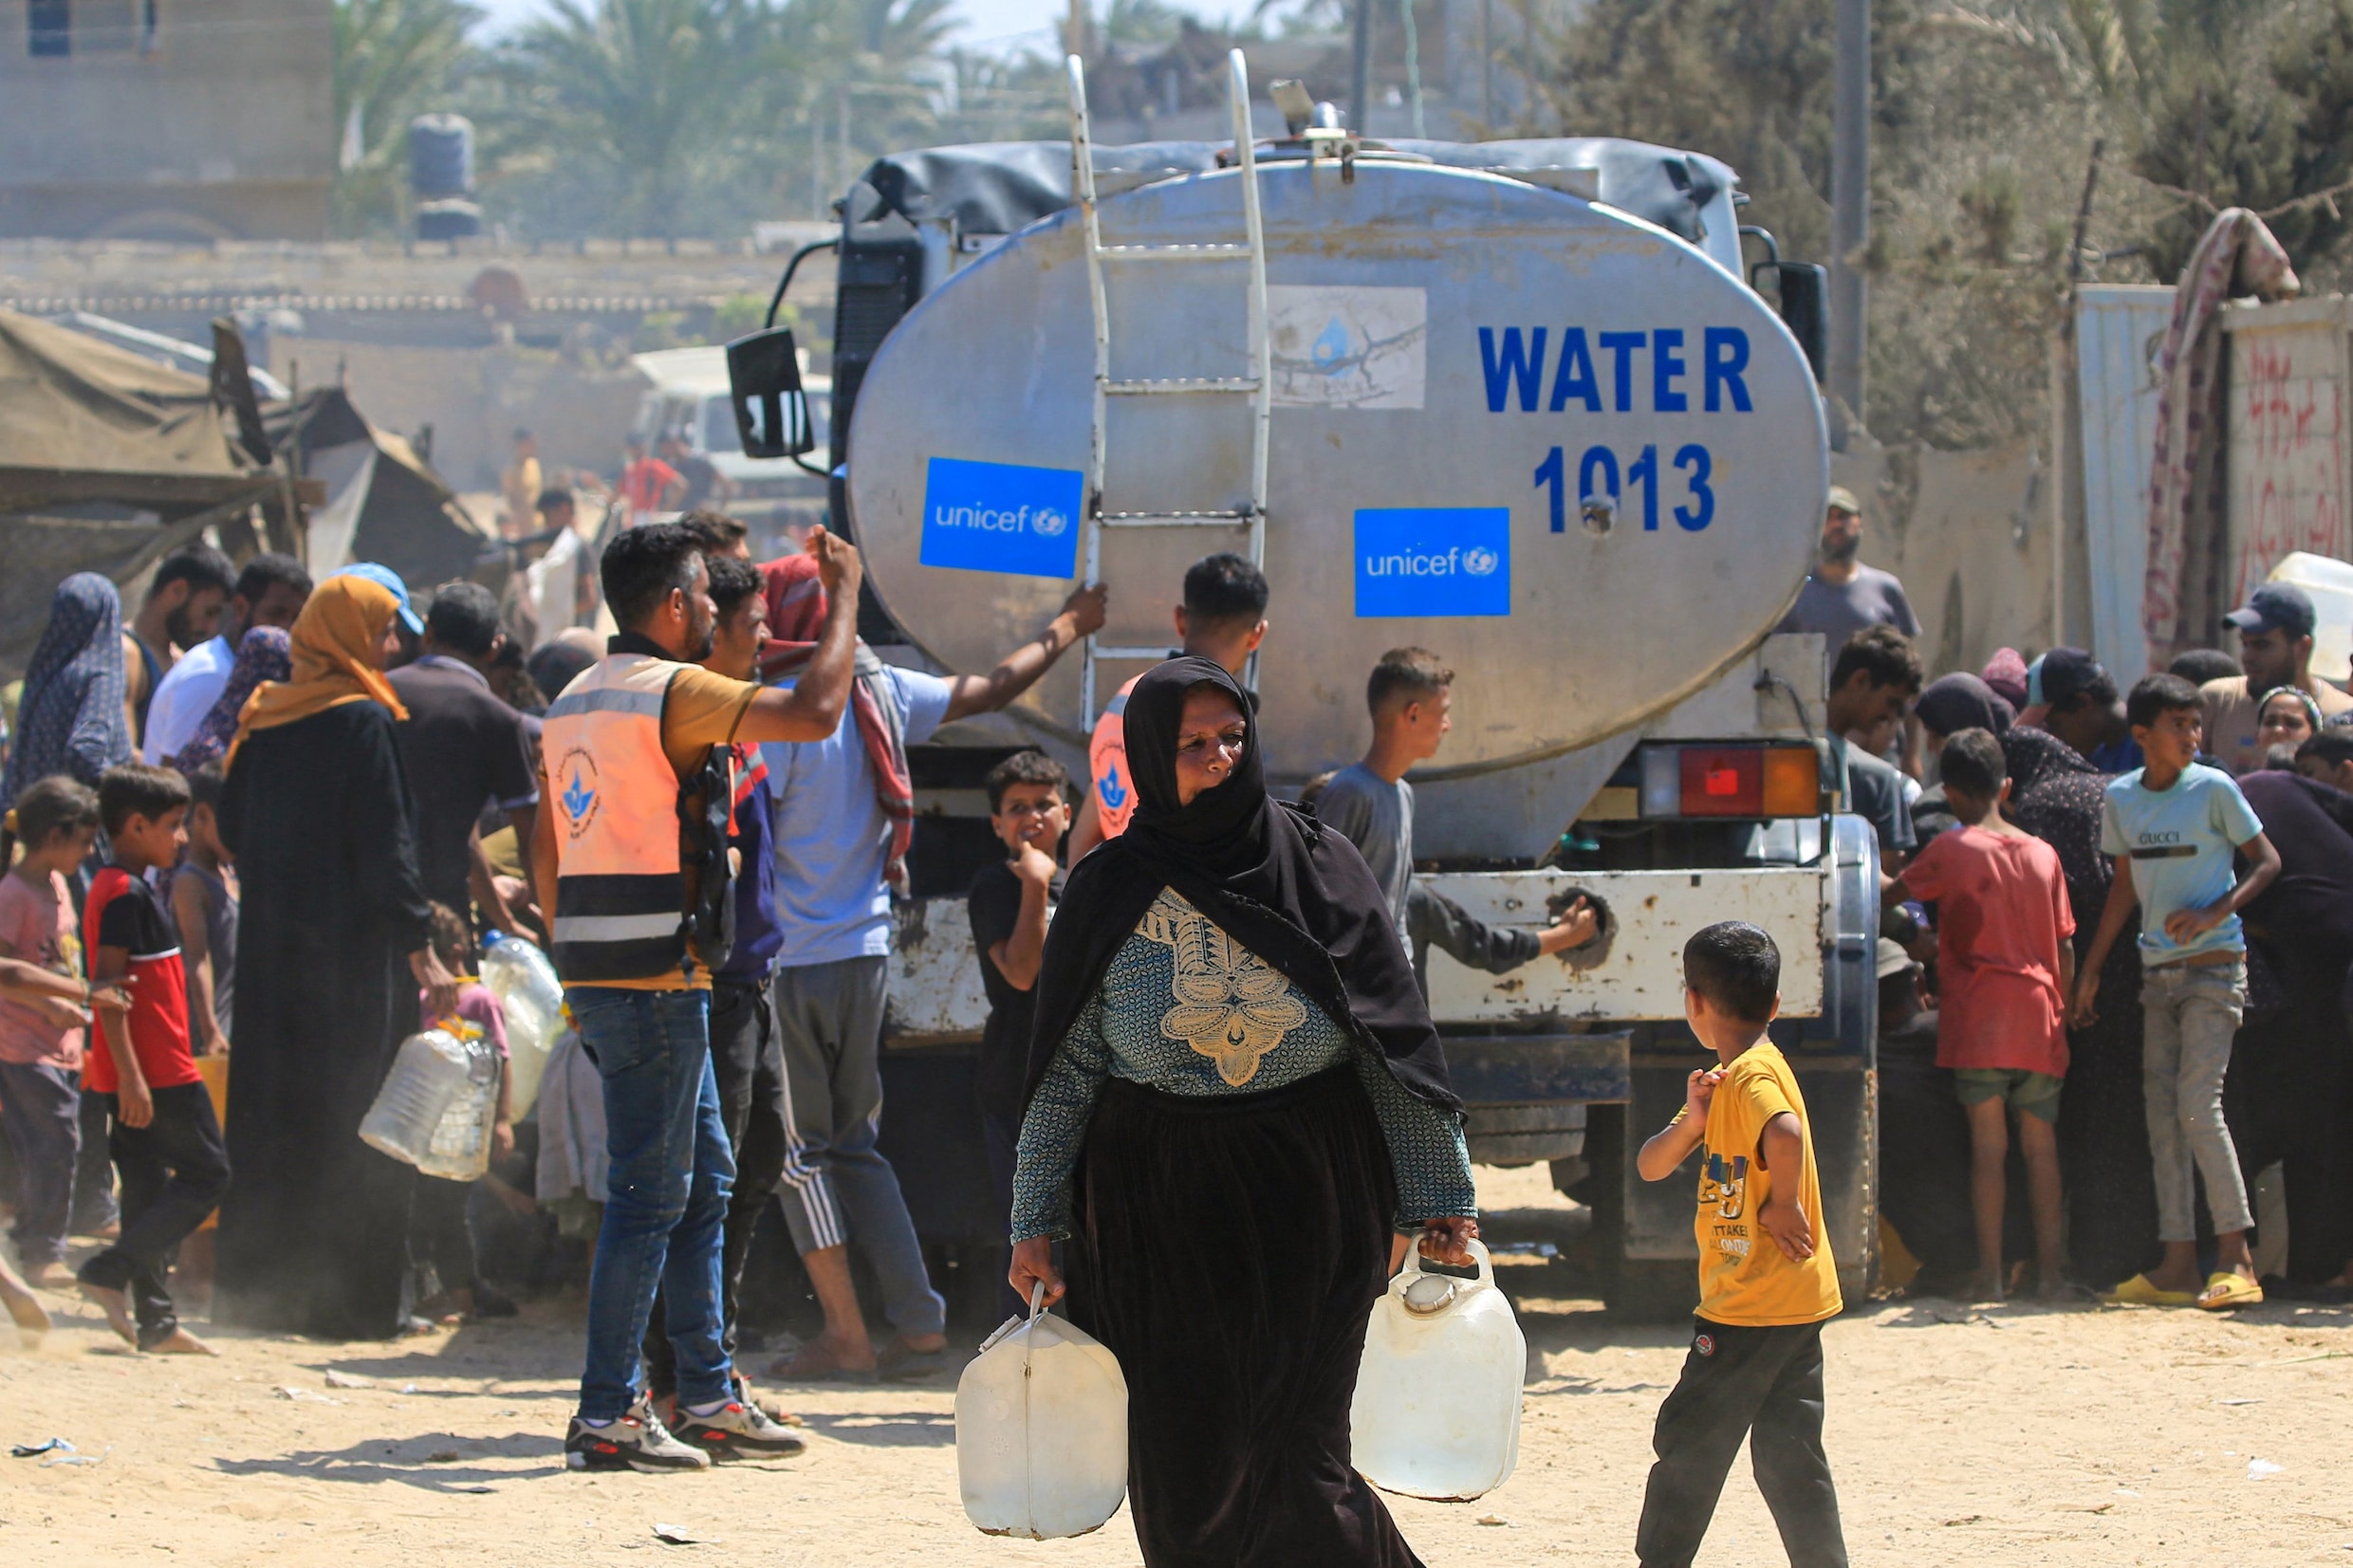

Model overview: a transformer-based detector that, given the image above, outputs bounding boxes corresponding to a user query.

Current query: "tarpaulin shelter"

[268,386,493,590]
[0,307,314,678]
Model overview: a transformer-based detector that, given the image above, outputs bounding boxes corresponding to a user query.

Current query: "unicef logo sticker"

[1461,545,1500,577]
[920,456,1085,581]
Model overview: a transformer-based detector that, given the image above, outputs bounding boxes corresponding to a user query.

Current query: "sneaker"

[565,1399,712,1473]
[670,1399,808,1461]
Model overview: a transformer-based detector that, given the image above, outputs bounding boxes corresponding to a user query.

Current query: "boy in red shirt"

[1892,729,2076,1301]
[78,765,230,1355]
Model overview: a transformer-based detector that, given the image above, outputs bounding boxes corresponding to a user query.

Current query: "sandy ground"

[4,1166,2349,1567]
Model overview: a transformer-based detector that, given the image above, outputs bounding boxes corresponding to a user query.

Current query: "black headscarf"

[1915,673,2014,741]
[1023,657,1459,1112]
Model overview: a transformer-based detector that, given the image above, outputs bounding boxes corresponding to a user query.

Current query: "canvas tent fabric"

[0,307,243,480]
[269,386,491,588]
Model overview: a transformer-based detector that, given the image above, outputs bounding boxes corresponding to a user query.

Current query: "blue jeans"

[569,987,735,1420]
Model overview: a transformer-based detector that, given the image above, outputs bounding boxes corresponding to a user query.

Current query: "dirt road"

[5,1169,2347,1566]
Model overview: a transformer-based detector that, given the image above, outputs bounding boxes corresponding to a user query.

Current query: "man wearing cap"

[1773,485,1924,647]
[2199,583,2353,774]
[2025,648,2139,773]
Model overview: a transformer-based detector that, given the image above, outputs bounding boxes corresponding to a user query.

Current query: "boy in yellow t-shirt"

[1633,921,1846,1568]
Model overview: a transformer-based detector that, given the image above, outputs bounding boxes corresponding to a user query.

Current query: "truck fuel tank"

[845,155,1828,781]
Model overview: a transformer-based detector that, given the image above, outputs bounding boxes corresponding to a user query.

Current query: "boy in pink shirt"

[1893,729,2077,1301]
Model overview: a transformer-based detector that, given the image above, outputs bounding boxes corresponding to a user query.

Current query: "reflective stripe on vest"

[543,654,688,983]
[1087,674,1139,839]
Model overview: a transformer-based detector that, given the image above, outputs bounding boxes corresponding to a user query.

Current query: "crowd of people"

[0,474,2347,1565]
[1787,486,2353,1310]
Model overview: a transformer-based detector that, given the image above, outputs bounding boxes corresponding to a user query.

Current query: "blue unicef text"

[1355,507,1512,618]
[920,456,1085,579]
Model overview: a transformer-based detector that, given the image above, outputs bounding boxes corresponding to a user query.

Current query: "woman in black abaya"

[1009,657,1476,1568]
[214,573,453,1339]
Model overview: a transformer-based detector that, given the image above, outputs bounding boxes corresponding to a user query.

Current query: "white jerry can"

[954,1285,1128,1540]
[1351,1240,1526,1501]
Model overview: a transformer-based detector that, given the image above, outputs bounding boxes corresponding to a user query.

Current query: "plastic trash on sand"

[1350,1239,1525,1502]
[955,1283,1128,1540]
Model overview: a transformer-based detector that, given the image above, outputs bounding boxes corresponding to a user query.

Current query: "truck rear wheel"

[1556,1102,1699,1321]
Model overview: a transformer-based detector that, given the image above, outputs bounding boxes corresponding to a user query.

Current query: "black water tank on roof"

[409,114,475,199]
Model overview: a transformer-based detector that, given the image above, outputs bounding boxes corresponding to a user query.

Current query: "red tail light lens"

[1679,747,1764,816]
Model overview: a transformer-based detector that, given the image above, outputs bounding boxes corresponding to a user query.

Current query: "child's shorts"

[1955,1067,2063,1123]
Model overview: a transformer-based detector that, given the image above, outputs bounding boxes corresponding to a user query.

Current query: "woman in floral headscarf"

[161,625,291,776]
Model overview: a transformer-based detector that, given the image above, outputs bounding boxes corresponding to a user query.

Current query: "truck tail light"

[1762,746,1821,816]
[1634,744,1822,820]
[1679,747,1763,816]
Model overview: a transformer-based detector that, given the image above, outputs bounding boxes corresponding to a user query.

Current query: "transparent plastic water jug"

[480,932,563,1117]
[955,1284,1128,1540]
[416,1025,499,1183]
[1350,1239,1526,1501]
[359,1028,472,1168]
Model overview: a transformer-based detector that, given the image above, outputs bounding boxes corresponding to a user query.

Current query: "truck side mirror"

[727,325,814,460]
[1752,261,1827,385]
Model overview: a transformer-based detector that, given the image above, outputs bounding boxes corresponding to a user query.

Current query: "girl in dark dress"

[2001,726,2158,1288]
[1009,658,1477,1568]
[214,574,454,1339]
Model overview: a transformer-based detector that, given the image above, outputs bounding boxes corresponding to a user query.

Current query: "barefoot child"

[1634,922,1846,1568]
[77,765,229,1355]
[0,777,129,1304]
[2074,673,2279,1309]
[1889,729,2076,1300]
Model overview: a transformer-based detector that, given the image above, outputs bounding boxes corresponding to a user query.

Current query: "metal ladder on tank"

[1066,46,1272,725]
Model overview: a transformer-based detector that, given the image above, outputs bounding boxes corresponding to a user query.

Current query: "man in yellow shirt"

[1634,921,1847,1568]
[532,521,862,1472]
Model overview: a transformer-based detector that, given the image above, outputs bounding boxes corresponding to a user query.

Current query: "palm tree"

[495,0,766,237]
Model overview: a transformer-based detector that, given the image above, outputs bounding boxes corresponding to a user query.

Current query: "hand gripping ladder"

[1066,46,1272,724]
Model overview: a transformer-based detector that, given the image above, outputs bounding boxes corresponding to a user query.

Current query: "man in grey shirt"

[1775,485,1922,648]
[1823,624,1924,864]
[1314,648,1453,931]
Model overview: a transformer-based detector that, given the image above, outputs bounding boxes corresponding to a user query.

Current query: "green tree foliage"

[1526,0,2353,447]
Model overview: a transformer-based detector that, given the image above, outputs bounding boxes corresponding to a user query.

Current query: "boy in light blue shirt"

[2074,673,2279,1310]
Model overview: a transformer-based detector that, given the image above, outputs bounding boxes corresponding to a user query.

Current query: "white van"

[631,344,831,515]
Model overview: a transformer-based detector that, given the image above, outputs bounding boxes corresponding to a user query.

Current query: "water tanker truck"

[731,54,1878,1319]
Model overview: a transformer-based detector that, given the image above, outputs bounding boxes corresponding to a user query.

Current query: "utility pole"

[1828,0,1868,431]
[1351,0,1373,132]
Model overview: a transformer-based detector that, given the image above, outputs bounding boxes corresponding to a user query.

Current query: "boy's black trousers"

[77,1084,231,1349]
[1635,1318,1848,1568]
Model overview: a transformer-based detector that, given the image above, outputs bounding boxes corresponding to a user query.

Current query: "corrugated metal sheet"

[2076,285,2174,687]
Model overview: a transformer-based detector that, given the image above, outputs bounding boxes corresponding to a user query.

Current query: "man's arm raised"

[738,529,864,745]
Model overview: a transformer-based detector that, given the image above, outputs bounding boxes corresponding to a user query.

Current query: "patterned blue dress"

[1012,888,1474,1241]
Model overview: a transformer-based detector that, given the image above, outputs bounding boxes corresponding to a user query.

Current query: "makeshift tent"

[268,387,494,588]
[0,307,308,679]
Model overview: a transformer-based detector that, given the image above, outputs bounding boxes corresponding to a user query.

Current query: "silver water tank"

[845,157,1826,782]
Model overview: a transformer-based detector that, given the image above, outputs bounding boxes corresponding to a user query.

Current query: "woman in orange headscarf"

[213,570,454,1339]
